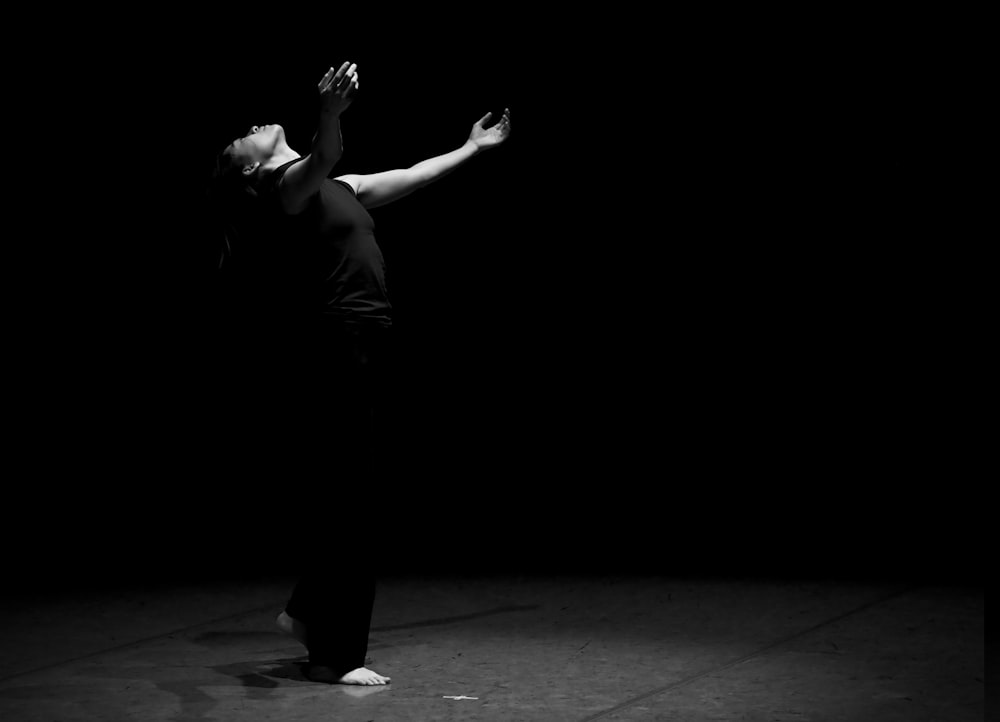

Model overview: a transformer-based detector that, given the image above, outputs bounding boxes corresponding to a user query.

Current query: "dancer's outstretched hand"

[469,107,511,150]
[318,61,359,117]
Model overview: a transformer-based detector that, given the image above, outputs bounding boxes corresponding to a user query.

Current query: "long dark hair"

[205,145,259,271]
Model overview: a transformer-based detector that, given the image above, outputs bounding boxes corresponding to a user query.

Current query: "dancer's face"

[229,124,286,171]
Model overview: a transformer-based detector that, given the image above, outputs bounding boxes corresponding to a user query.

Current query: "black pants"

[281,317,393,674]
[285,568,377,674]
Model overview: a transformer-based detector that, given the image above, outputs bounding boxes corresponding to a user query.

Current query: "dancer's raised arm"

[336,108,511,209]
[280,62,360,214]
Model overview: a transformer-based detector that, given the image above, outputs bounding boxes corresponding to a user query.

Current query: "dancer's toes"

[338,667,390,685]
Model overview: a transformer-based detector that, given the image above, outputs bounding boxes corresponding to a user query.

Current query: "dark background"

[6,11,977,589]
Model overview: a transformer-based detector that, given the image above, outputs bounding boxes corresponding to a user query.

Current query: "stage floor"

[0,574,984,721]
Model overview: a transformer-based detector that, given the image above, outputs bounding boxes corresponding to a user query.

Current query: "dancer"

[208,60,511,685]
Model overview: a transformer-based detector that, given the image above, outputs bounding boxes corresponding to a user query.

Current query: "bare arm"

[279,62,359,214]
[337,108,511,209]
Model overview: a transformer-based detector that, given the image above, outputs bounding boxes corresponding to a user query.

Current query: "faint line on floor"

[578,586,915,722]
[0,602,539,683]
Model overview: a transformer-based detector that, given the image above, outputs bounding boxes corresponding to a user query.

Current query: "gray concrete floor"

[0,575,983,721]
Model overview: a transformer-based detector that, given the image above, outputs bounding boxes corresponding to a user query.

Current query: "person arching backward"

[208,61,510,686]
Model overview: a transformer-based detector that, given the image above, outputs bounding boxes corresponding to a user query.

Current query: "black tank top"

[251,157,392,326]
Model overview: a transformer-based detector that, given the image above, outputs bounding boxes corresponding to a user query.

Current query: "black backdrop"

[6,11,978,589]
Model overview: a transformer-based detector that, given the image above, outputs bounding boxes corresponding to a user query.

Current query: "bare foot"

[338,667,391,686]
[306,665,391,685]
[275,611,308,647]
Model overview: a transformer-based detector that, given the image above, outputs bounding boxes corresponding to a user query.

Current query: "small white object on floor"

[443,695,479,700]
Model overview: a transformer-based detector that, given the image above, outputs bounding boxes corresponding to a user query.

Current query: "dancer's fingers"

[336,63,358,91]
[329,60,351,89]
[318,66,335,90]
